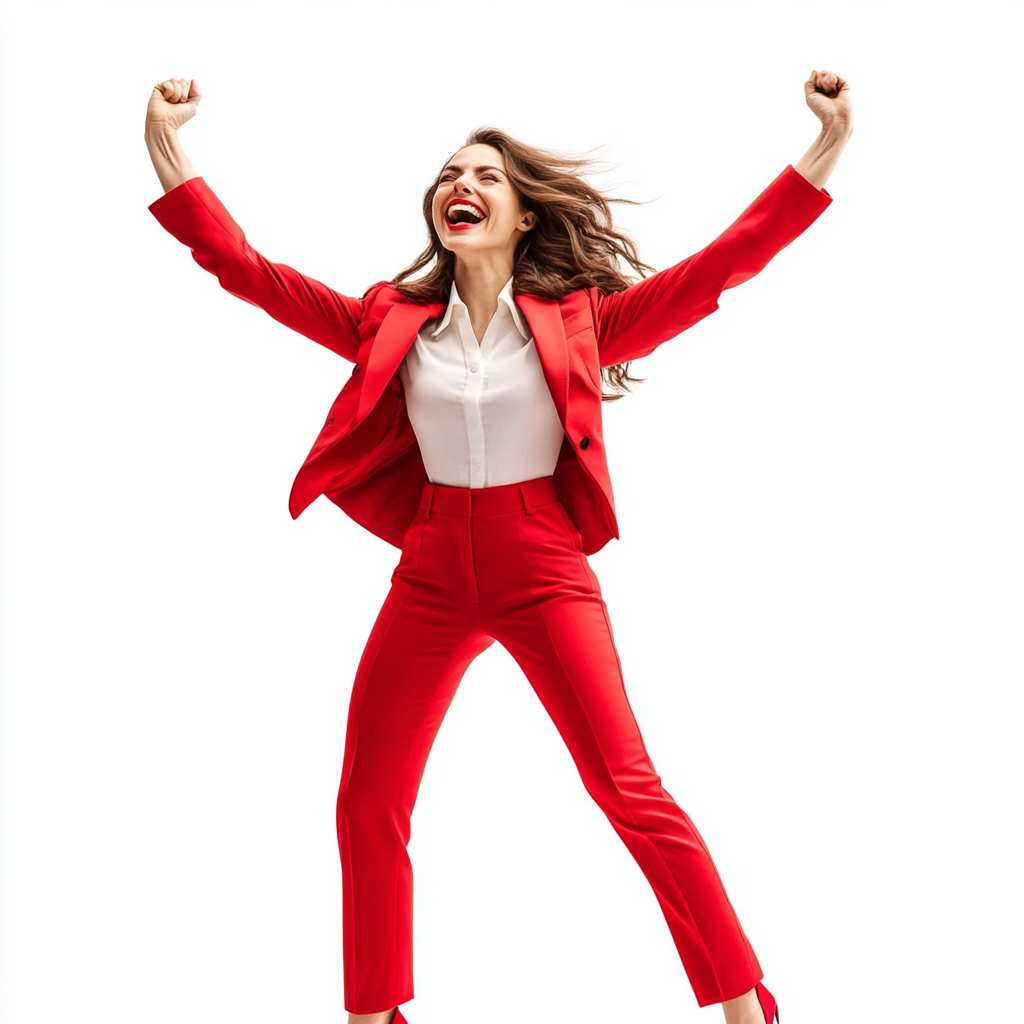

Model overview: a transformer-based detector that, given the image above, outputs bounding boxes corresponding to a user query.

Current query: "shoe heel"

[754,981,779,1024]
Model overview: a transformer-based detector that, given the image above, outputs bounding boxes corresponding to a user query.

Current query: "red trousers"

[336,476,763,1014]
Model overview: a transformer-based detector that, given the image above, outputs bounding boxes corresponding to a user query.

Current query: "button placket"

[458,310,487,488]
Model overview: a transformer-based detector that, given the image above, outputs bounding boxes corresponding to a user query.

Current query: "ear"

[518,209,537,232]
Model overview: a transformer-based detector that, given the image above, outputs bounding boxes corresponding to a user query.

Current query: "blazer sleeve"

[595,165,833,368]
[147,177,367,362]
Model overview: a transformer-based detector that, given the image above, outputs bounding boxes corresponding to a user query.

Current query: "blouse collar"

[431,277,530,340]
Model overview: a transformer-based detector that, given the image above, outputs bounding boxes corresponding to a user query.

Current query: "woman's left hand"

[805,69,853,132]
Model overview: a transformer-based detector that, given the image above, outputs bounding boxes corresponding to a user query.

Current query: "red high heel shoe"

[755,981,780,1024]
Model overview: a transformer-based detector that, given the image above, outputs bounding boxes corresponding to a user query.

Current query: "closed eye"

[439,174,499,183]
[438,164,506,183]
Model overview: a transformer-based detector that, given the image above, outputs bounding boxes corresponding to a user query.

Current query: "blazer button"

[352,364,361,375]
[580,436,591,450]
[326,418,335,426]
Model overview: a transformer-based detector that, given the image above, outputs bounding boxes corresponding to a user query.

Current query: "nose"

[453,174,472,193]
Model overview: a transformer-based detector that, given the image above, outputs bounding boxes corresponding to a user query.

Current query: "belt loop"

[519,482,534,515]
[424,484,435,518]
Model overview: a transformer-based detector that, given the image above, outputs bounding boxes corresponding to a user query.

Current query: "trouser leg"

[477,499,764,1007]
[336,537,491,1014]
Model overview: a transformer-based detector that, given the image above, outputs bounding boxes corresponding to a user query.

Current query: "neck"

[453,252,515,344]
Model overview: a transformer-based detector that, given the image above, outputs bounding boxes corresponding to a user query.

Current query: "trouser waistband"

[418,476,559,517]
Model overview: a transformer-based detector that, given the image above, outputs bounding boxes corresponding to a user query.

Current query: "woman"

[144,70,852,1024]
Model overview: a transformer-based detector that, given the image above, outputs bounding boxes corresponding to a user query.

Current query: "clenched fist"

[805,69,853,132]
[146,78,202,134]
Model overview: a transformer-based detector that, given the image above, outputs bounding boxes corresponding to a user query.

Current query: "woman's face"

[430,143,535,259]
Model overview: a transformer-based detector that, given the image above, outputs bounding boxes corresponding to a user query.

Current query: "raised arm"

[145,79,201,192]
[596,69,852,368]
[793,69,853,189]
[144,78,365,362]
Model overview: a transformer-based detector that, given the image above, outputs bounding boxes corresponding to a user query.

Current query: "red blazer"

[148,165,832,554]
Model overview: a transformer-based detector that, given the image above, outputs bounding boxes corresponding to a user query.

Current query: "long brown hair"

[392,127,655,401]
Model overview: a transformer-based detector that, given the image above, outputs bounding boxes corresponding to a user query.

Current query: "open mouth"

[445,201,486,228]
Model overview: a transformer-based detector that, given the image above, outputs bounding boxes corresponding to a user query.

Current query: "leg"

[722,988,771,1024]
[480,502,763,1007]
[348,1008,399,1024]
[337,572,492,1015]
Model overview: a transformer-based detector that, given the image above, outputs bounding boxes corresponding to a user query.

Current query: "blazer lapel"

[516,294,569,426]
[357,299,446,421]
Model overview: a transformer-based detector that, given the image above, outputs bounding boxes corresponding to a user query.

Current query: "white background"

[1,1,1021,1022]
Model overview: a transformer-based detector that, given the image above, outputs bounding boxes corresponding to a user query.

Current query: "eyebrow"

[440,164,505,176]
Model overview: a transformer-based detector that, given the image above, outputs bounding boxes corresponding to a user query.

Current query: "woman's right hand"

[147,78,202,134]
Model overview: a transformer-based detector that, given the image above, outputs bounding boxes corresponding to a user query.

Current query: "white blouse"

[397,278,565,489]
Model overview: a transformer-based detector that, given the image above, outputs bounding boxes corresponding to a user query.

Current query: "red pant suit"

[148,165,832,1015]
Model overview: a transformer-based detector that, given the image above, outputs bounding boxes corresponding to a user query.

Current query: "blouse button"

[580,436,591,450]
[469,364,479,373]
